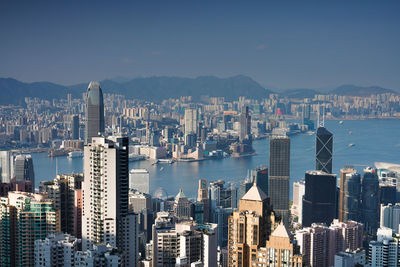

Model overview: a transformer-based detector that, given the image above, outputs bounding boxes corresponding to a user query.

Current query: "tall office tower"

[379,184,397,205]
[34,233,81,266]
[315,126,333,173]
[340,172,361,222]
[302,171,337,227]
[239,106,251,142]
[338,167,357,221]
[251,223,304,267]
[0,192,58,267]
[361,167,379,234]
[82,136,138,266]
[269,135,290,223]
[369,227,400,267]
[291,180,305,224]
[228,183,274,267]
[0,151,14,183]
[129,168,150,194]
[197,179,209,223]
[39,173,83,236]
[14,154,35,189]
[237,177,253,200]
[173,189,193,219]
[129,189,152,213]
[71,114,80,140]
[251,166,268,198]
[380,204,400,234]
[84,81,105,144]
[184,107,198,136]
[209,180,237,211]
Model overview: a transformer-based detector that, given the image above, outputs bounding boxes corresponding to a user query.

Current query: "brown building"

[197,179,209,222]
[338,168,356,221]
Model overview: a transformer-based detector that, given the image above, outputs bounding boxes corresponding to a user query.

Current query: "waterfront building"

[82,136,138,266]
[129,168,150,194]
[71,114,80,140]
[84,82,105,144]
[361,167,379,234]
[239,106,251,142]
[14,154,35,189]
[269,135,290,224]
[380,203,400,233]
[0,151,14,183]
[227,183,274,266]
[315,126,333,173]
[34,233,80,266]
[302,171,337,227]
[338,168,357,222]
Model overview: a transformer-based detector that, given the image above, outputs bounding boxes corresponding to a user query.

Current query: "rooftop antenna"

[322,105,325,127]
[317,104,320,128]
[55,157,58,177]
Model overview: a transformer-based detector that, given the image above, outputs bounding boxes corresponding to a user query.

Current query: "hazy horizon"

[1,1,399,90]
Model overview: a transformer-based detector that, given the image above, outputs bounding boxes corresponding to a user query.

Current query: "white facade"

[34,233,80,267]
[129,169,150,194]
[0,151,14,183]
[380,203,400,233]
[184,107,198,136]
[369,227,400,267]
[292,180,305,223]
[75,245,123,267]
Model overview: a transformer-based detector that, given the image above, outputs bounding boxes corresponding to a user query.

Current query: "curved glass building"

[84,82,104,144]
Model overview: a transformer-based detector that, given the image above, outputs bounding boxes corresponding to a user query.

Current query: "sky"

[0,1,399,90]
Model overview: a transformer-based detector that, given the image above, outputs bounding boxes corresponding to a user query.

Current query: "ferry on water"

[67,151,84,158]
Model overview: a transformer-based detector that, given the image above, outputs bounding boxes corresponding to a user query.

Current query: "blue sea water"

[31,119,400,199]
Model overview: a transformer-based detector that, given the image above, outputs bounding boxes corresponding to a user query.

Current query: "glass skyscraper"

[315,126,333,173]
[84,81,104,144]
[361,167,379,234]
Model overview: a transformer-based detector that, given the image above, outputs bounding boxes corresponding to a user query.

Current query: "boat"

[339,121,344,125]
[348,131,352,135]
[305,131,315,135]
[348,143,355,147]
[157,159,175,164]
[68,151,83,158]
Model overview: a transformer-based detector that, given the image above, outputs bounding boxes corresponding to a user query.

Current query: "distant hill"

[280,88,321,99]
[0,75,272,105]
[329,85,397,96]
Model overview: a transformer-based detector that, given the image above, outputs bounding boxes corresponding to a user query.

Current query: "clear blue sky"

[0,1,399,90]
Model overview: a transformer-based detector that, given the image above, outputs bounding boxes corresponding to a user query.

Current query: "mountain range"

[0,76,397,105]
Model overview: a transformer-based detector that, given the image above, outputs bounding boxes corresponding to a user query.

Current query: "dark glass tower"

[342,172,361,222]
[269,136,290,223]
[251,166,268,197]
[315,126,333,173]
[71,114,80,140]
[14,154,35,191]
[239,106,251,142]
[85,82,105,144]
[361,167,379,234]
[302,171,337,227]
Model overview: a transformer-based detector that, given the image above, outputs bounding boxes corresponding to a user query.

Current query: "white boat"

[157,159,175,164]
[339,121,344,125]
[68,151,83,158]
[348,143,355,147]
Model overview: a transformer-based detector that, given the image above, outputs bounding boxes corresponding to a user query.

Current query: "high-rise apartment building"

[269,135,290,224]
[34,233,81,266]
[239,106,251,142]
[0,151,14,183]
[380,203,400,234]
[84,82,105,144]
[40,173,83,237]
[338,168,357,222]
[14,154,35,189]
[82,136,138,266]
[315,126,333,173]
[228,183,274,266]
[184,107,198,137]
[361,167,379,234]
[292,180,305,224]
[129,168,150,194]
[302,171,337,227]
[0,192,58,267]
[197,179,209,223]
[369,227,400,267]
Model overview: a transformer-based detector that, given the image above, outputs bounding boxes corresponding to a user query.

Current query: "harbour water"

[31,119,400,199]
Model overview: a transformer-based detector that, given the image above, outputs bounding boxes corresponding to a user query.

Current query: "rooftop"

[241,183,267,201]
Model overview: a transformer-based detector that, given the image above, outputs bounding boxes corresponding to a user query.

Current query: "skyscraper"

[14,154,35,190]
[302,171,337,227]
[251,166,268,198]
[82,136,138,266]
[197,179,209,223]
[228,183,274,267]
[380,204,400,234]
[84,81,104,144]
[184,107,198,136]
[129,168,150,194]
[71,114,80,140]
[341,172,361,222]
[269,135,290,223]
[315,126,333,173]
[361,167,379,234]
[0,151,14,183]
[239,106,251,142]
[338,167,357,222]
